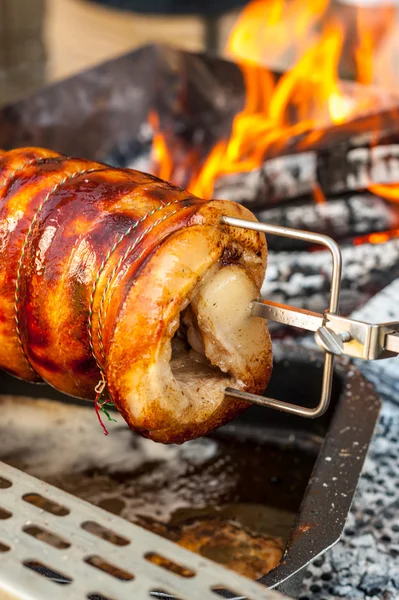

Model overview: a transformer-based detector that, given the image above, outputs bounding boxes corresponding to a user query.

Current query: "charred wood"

[256,194,399,251]
[149,50,399,207]
[263,236,399,321]
[214,139,399,209]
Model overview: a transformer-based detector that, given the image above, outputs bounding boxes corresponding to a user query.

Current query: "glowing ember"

[353,227,399,246]
[150,0,399,201]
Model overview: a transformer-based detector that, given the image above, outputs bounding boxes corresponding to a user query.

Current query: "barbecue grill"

[0,44,396,599]
[0,345,381,599]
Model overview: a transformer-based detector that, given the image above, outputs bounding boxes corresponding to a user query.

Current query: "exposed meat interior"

[172,263,268,401]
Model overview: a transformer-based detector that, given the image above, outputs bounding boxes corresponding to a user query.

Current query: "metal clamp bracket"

[323,314,399,360]
[252,301,399,360]
[221,216,399,419]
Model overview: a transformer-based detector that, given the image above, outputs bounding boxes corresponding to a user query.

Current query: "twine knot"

[94,373,116,436]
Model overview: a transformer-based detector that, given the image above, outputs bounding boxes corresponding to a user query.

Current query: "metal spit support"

[221,216,399,419]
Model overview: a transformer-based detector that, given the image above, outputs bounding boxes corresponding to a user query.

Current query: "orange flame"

[354,10,375,86]
[368,183,399,203]
[148,111,173,182]
[312,183,326,205]
[226,0,330,69]
[150,0,399,202]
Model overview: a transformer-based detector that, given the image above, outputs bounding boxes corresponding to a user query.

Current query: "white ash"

[345,144,399,191]
[257,195,398,241]
[262,237,399,316]
[297,281,399,600]
[213,142,399,206]
[298,408,399,600]
[214,151,317,206]
[350,279,399,405]
[286,278,399,405]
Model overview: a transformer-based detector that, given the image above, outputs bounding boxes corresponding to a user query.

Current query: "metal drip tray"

[0,347,381,599]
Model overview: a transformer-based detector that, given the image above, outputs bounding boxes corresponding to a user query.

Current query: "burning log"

[214,124,399,209]
[263,234,399,320]
[81,46,399,211]
[148,77,399,209]
[257,193,399,251]
[143,48,399,208]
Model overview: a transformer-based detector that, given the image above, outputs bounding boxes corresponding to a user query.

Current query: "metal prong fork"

[221,216,399,418]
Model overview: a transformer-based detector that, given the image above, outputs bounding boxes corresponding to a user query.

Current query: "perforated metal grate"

[0,461,288,600]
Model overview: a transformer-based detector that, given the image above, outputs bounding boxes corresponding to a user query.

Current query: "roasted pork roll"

[0,147,272,443]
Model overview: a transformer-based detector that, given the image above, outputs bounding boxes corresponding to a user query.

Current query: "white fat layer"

[190,264,265,387]
[138,263,265,428]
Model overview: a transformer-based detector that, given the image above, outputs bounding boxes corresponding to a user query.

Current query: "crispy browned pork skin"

[0,147,272,443]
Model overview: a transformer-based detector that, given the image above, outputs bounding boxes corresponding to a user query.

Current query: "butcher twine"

[89,197,191,433]
[11,160,194,434]
[2,155,68,376]
[14,165,102,374]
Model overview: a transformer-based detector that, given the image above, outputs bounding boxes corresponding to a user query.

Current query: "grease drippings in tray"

[0,394,318,579]
[51,437,306,578]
